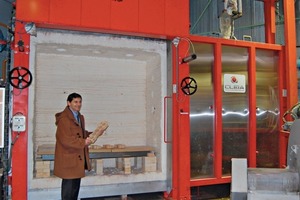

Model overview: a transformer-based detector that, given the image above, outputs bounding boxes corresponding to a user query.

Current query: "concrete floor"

[82,184,231,200]
[82,192,231,200]
[82,192,165,200]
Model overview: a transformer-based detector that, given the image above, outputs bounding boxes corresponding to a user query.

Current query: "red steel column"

[248,46,257,167]
[214,43,222,179]
[264,0,276,44]
[11,22,30,199]
[278,49,289,168]
[283,0,298,109]
[171,39,191,200]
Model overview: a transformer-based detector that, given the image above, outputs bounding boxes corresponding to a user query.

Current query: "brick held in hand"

[88,121,109,144]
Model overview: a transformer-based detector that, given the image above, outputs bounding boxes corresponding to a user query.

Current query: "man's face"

[67,97,82,112]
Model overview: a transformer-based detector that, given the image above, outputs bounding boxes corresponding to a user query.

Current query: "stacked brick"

[35,160,51,178]
[142,152,157,172]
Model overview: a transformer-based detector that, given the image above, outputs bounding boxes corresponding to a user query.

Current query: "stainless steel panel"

[189,43,280,178]
[256,49,279,168]
[222,46,248,175]
[190,43,215,179]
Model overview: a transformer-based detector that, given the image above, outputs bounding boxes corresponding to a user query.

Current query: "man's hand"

[85,138,92,146]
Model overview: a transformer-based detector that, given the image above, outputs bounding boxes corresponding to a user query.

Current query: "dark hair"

[67,93,82,102]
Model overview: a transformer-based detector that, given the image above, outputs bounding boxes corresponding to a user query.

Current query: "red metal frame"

[248,46,257,168]
[170,40,191,199]
[275,0,298,170]
[264,0,276,44]
[214,43,223,181]
[278,49,289,168]
[283,0,298,109]
[16,0,190,39]
[11,0,297,199]
[11,22,30,199]
[187,36,287,188]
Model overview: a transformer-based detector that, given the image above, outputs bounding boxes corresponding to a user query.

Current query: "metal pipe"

[163,96,172,143]
[172,37,180,96]
[238,0,242,14]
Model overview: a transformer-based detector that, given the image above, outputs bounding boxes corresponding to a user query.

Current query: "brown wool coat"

[53,106,91,179]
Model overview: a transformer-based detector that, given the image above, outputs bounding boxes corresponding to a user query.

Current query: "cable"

[172,37,195,102]
[180,37,196,57]
[6,112,25,174]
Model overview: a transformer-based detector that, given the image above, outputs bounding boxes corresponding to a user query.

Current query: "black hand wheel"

[8,66,33,89]
[180,77,197,95]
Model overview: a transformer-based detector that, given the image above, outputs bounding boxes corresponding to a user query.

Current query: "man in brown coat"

[54,93,92,200]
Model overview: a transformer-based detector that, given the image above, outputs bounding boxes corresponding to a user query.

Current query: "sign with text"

[224,74,246,93]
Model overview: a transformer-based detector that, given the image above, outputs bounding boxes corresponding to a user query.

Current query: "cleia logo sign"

[224,74,246,93]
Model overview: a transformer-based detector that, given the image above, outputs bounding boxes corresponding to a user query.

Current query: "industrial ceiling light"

[24,22,37,36]
[172,37,197,64]
[181,54,197,63]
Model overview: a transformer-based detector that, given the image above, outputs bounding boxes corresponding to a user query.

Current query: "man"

[54,93,92,200]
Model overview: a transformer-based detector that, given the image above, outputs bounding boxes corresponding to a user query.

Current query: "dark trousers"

[61,178,81,200]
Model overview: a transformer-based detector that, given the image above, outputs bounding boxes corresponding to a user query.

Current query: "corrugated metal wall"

[190,0,286,44]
